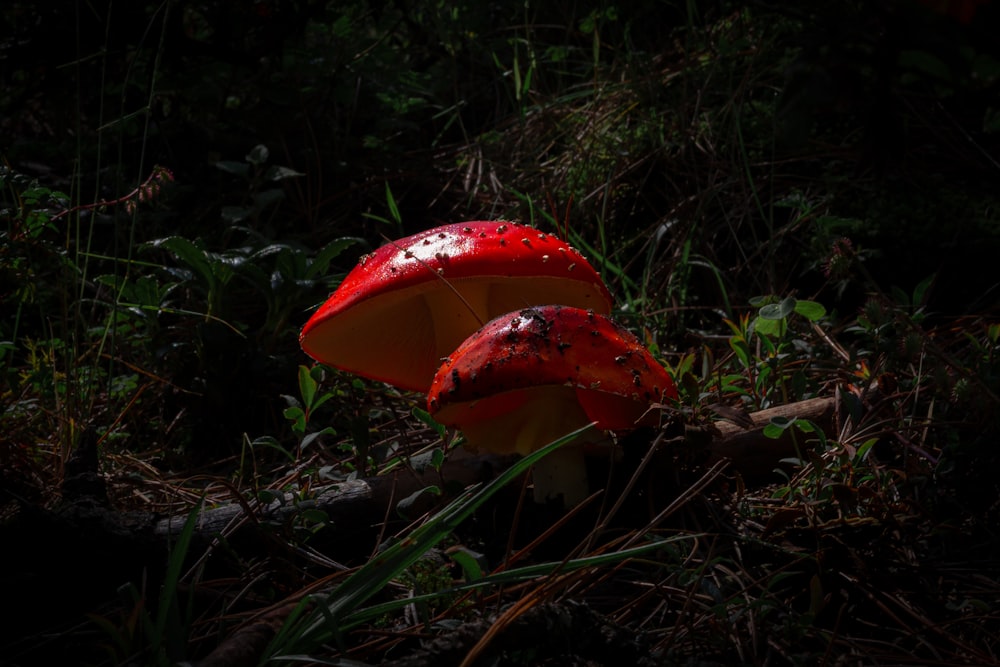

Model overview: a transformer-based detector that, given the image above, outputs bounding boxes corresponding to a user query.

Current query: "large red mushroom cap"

[427,305,677,504]
[299,222,613,392]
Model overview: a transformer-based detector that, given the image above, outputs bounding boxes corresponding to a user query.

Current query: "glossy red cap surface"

[300,222,613,391]
[427,305,677,453]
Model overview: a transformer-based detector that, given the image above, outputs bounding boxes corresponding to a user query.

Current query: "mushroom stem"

[427,306,678,509]
[530,427,616,505]
[530,442,590,506]
[446,387,603,506]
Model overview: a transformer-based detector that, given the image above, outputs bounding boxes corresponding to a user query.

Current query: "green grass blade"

[340,532,700,630]
[267,424,595,659]
[151,496,202,661]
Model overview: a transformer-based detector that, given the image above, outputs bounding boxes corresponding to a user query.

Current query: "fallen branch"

[159,396,848,541]
[704,395,839,478]
[155,449,512,539]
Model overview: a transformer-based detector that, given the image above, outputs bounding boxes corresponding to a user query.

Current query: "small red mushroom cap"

[427,305,678,456]
[299,222,613,392]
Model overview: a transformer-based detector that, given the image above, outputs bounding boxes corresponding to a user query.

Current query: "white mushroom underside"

[305,277,609,391]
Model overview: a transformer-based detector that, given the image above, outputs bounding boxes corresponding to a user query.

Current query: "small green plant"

[849,275,935,362]
[214,144,304,226]
[1,166,67,242]
[722,296,827,408]
[142,236,245,322]
[397,553,464,624]
[90,498,203,666]
[145,226,359,328]
[231,235,363,342]
[279,365,338,458]
[361,181,405,237]
[751,295,826,339]
[766,421,898,525]
[1,163,166,464]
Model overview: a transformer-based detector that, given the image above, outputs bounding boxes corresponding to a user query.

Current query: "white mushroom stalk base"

[530,443,589,507]
[528,434,612,507]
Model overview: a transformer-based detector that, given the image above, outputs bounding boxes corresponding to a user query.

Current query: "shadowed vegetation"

[2,0,1000,665]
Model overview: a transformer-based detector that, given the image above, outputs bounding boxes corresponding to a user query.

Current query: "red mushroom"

[299,222,613,392]
[427,305,678,505]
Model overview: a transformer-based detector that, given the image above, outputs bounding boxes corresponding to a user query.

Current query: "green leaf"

[283,406,306,435]
[852,438,875,462]
[813,429,828,450]
[793,300,826,322]
[298,509,329,527]
[257,243,295,260]
[728,338,751,368]
[298,365,317,411]
[300,428,335,451]
[412,406,447,439]
[251,436,296,462]
[153,497,203,655]
[246,144,269,165]
[235,260,270,291]
[898,49,951,80]
[396,485,442,519]
[512,50,522,101]
[258,488,283,505]
[309,391,335,414]
[754,316,784,338]
[759,296,796,320]
[447,546,486,582]
[793,420,815,433]
[253,188,285,210]
[763,423,785,439]
[770,416,795,429]
[306,237,365,279]
[763,416,796,439]
[384,181,402,228]
[912,273,936,307]
[265,165,305,181]
[147,236,216,290]
[221,206,253,223]
[215,160,250,177]
[520,59,534,98]
[430,448,445,471]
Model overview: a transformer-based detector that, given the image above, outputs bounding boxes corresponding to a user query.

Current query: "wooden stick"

[154,449,511,539]
[157,396,843,539]
[704,396,838,478]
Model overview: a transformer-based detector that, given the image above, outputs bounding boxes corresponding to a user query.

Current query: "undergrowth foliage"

[2,1,1000,665]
